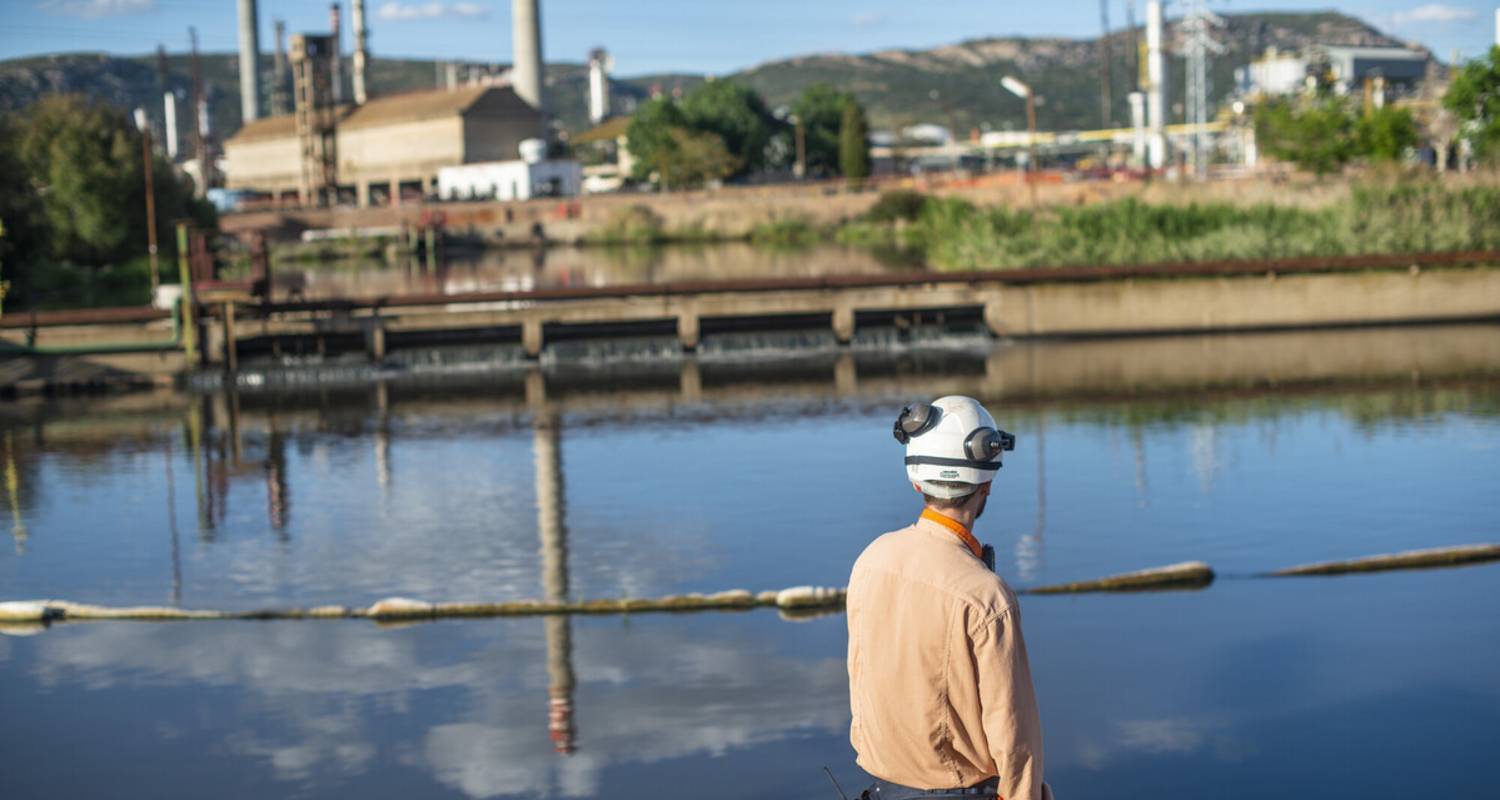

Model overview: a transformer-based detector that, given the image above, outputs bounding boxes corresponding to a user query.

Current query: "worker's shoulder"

[852,526,1017,620]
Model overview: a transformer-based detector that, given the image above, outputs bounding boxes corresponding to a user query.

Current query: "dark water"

[3,324,1499,799]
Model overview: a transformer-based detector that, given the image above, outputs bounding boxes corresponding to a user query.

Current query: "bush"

[864,190,931,223]
[750,217,821,246]
[589,205,667,245]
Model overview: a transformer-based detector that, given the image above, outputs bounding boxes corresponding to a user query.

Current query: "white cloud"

[1391,3,1478,25]
[36,0,154,18]
[852,11,888,30]
[377,1,490,21]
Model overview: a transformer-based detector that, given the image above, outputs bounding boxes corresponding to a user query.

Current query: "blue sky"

[2,0,1496,73]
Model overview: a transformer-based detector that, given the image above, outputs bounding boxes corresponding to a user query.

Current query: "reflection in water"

[1131,429,1150,510]
[1015,412,1046,582]
[164,434,182,605]
[535,409,577,755]
[1,324,1498,799]
[375,381,392,494]
[285,242,916,301]
[266,431,290,535]
[1190,424,1221,495]
[5,432,26,554]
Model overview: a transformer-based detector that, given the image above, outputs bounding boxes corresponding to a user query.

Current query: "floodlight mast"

[1002,76,1038,201]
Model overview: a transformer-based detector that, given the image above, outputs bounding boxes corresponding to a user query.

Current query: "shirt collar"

[918,508,983,560]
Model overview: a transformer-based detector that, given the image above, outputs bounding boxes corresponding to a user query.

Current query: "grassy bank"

[835,180,1500,270]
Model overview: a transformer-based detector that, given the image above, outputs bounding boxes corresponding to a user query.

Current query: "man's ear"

[978,482,993,497]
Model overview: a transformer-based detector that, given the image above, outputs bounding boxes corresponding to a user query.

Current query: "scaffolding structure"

[1180,0,1225,179]
[291,33,339,207]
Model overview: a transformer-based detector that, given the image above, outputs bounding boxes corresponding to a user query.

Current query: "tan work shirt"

[847,516,1052,800]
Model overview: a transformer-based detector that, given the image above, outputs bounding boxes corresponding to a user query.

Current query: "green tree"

[1254,98,1356,175]
[624,96,689,182]
[656,128,740,189]
[839,101,870,186]
[1444,46,1500,161]
[1355,106,1418,162]
[791,83,858,176]
[1,95,212,308]
[679,80,780,177]
[0,115,45,303]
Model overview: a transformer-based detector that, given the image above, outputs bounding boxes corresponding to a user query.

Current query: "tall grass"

[857,181,1500,271]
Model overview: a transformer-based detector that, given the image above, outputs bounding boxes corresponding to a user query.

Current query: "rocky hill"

[733,11,1425,132]
[0,11,1427,143]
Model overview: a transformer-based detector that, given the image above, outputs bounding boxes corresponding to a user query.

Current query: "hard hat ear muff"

[893,402,941,444]
[962,428,1018,464]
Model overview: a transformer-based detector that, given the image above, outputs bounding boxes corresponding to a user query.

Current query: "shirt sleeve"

[971,605,1052,800]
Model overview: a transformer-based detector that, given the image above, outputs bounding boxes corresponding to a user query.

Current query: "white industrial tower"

[511,0,546,113]
[352,0,370,104]
[237,0,261,122]
[588,48,612,125]
[1145,0,1167,170]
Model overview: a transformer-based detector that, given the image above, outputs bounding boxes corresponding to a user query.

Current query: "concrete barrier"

[1267,544,1500,577]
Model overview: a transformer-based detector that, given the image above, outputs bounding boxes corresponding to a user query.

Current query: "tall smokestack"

[587,47,610,125]
[237,0,261,122]
[272,19,289,115]
[163,91,179,159]
[1145,0,1167,170]
[329,3,344,104]
[352,0,369,104]
[511,0,545,113]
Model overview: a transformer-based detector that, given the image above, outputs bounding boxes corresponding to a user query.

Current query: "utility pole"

[155,45,170,147]
[1002,76,1038,204]
[792,115,806,179]
[1099,0,1114,128]
[134,109,160,297]
[189,26,210,195]
[1126,0,1139,98]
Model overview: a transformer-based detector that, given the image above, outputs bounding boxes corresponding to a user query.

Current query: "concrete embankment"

[4,255,1499,395]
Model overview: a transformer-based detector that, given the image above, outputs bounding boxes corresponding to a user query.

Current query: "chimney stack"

[163,91,179,159]
[1145,0,1167,170]
[237,0,262,122]
[272,19,289,115]
[587,47,611,125]
[510,0,545,113]
[352,0,370,104]
[329,3,344,104]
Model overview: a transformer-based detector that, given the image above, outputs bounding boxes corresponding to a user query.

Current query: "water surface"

[3,324,1498,799]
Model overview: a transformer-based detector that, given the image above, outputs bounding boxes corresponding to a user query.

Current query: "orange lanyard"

[920,508,983,560]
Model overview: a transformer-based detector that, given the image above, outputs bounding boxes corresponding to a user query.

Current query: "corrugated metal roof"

[229,85,537,143]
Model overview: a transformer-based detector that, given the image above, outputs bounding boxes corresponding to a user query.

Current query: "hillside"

[0,11,1428,144]
[733,11,1424,132]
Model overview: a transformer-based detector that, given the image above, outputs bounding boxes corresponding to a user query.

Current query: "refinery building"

[221,0,579,208]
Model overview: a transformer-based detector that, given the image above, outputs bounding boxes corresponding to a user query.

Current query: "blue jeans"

[859,777,1000,800]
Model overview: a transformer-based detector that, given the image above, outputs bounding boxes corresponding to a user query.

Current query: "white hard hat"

[893,395,1016,497]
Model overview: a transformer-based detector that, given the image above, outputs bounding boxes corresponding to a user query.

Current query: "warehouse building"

[224,85,546,207]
